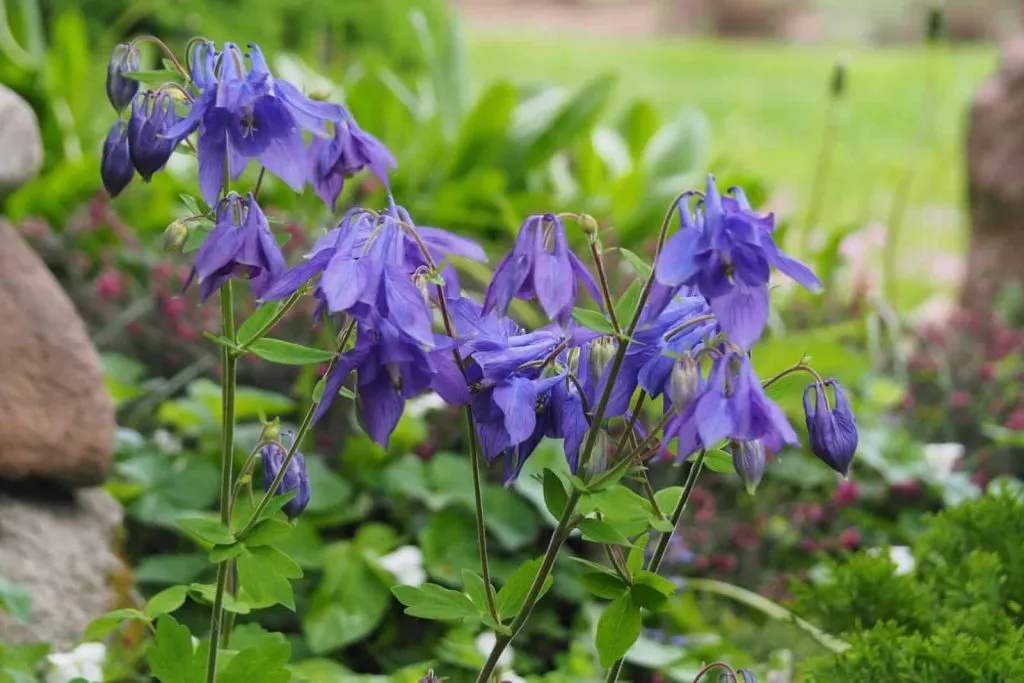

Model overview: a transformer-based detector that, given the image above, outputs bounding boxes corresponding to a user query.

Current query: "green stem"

[589,241,621,334]
[205,281,237,683]
[233,290,304,354]
[475,488,581,683]
[605,450,706,683]
[467,408,500,623]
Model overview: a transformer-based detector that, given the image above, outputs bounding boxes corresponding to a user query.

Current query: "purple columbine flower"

[127,91,184,181]
[313,316,466,447]
[308,120,397,209]
[666,353,798,461]
[803,379,858,476]
[164,42,349,204]
[731,439,766,495]
[101,121,134,198]
[186,193,285,302]
[106,43,140,113]
[261,441,311,519]
[655,175,822,349]
[483,214,600,325]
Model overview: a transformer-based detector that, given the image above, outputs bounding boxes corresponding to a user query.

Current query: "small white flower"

[46,642,106,683]
[500,672,526,683]
[379,545,426,587]
[153,428,183,454]
[406,392,447,419]
[475,631,514,670]
[923,443,964,478]
[867,545,916,575]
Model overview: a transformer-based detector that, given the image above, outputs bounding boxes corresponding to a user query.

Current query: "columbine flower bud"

[162,220,189,252]
[803,379,858,476]
[261,442,311,520]
[101,121,134,198]
[106,43,140,113]
[669,355,700,411]
[588,336,617,385]
[731,439,766,495]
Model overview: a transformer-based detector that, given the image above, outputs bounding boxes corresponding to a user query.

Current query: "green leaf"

[237,303,282,345]
[188,583,252,614]
[614,280,644,328]
[585,487,654,536]
[483,484,541,551]
[218,643,292,683]
[572,307,615,335]
[123,68,185,83]
[420,506,479,585]
[520,72,616,169]
[579,519,632,547]
[617,247,653,279]
[148,616,206,683]
[84,608,149,640]
[461,569,491,616]
[449,80,517,178]
[630,584,669,612]
[580,572,630,600]
[635,571,678,598]
[542,468,569,518]
[0,578,31,624]
[568,556,621,576]
[392,583,478,621]
[628,534,649,576]
[302,542,391,653]
[703,448,736,473]
[209,543,244,563]
[145,585,189,619]
[177,516,235,545]
[596,594,643,668]
[256,490,299,523]
[242,518,293,547]
[237,546,302,611]
[179,193,206,216]
[248,339,334,365]
[496,556,553,618]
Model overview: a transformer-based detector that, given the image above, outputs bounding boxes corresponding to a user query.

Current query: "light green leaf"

[579,519,633,547]
[188,583,252,614]
[218,643,291,683]
[572,308,615,335]
[628,534,649,576]
[392,583,478,621]
[703,448,736,473]
[145,585,189,619]
[596,594,642,667]
[0,578,31,624]
[614,280,644,327]
[616,247,653,279]
[495,556,553,618]
[148,616,205,683]
[177,516,235,545]
[242,518,293,547]
[236,303,283,345]
[461,569,491,616]
[209,543,244,563]
[580,572,629,600]
[248,339,334,365]
[84,608,149,640]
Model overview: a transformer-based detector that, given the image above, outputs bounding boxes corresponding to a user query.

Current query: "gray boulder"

[0,85,43,196]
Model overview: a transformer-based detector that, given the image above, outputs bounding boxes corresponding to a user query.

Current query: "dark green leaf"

[496,556,553,618]
[579,519,633,547]
[392,583,478,621]
[572,308,615,335]
[218,643,291,683]
[177,517,235,545]
[542,468,569,518]
[580,572,630,600]
[630,583,670,612]
[703,448,736,473]
[145,585,189,619]
[148,616,205,683]
[596,594,643,667]
[614,280,644,328]
[635,571,678,598]
[248,339,334,365]
[236,303,282,345]
[242,518,293,547]
[84,608,148,640]
[628,534,649,576]
[209,543,244,563]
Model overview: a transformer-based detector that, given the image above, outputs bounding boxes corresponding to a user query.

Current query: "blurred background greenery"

[3,0,1023,681]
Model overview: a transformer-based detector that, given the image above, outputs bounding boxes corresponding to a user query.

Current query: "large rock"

[0,487,126,651]
[0,85,43,196]
[963,36,1024,310]
[0,221,116,487]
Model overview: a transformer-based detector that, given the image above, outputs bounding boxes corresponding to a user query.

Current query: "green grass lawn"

[466,34,996,307]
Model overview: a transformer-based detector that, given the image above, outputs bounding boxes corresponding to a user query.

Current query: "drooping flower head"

[186,192,285,301]
[483,214,600,325]
[666,352,798,461]
[803,379,858,476]
[106,43,140,113]
[127,91,184,181]
[260,440,311,519]
[655,175,822,349]
[308,120,397,209]
[165,42,351,204]
[101,121,134,197]
[731,439,766,495]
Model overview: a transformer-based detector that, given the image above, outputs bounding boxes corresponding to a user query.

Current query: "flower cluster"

[102,39,857,516]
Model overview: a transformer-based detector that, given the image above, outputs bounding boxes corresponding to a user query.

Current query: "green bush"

[794,490,1024,681]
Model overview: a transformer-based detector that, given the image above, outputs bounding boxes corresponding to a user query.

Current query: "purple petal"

[197,111,229,206]
[569,251,602,310]
[312,352,359,424]
[358,376,405,448]
[493,376,540,445]
[382,267,435,346]
[417,226,487,262]
[482,251,530,317]
[709,284,769,350]
[261,249,332,302]
[763,239,823,292]
[321,256,368,313]
[272,78,348,135]
[656,229,701,286]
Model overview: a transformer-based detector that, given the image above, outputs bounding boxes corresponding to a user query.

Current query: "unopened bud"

[588,336,617,385]
[580,214,599,236]
[669,355,701,410]
[731,439,766,496]
[580,428,611,479]
[261,442,311,520]
[263,418,281,441]
[308,89,332,101]
[566,347,581,376]
[829,54,848,99]
[106,43,141,113]
[163,220,189,252]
